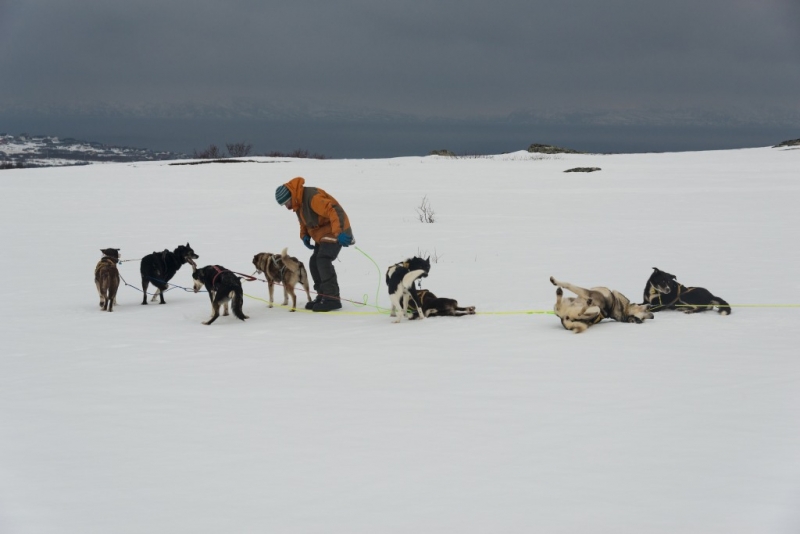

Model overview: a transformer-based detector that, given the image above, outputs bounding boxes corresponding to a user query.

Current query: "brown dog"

[550,276,654,333]
[252,248,312,311]
[95,248,121,312]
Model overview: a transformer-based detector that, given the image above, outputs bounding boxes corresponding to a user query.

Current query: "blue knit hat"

[275,184,291,205]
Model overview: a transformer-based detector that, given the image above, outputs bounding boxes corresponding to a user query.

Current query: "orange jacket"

[284,177,353,245]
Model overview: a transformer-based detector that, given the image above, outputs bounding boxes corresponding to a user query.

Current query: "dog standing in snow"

[252,247,312,312]
[191,264,248,325]
[386,256,430,323]
[95,248,121,312]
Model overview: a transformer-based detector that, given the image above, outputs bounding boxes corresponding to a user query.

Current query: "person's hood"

[284,177,305,211]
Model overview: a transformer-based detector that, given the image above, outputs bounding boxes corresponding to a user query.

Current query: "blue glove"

[302,235,314,250]
[337,233,352,247]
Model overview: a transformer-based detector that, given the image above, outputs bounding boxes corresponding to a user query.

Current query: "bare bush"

[226,142,252,158]
[417,247,443,264]
[416,195,435,223]
[193,144,225,159]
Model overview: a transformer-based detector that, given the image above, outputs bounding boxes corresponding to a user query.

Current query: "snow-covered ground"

[1,147,799,533]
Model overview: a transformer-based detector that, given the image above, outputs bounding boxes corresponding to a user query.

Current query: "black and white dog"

[643,267,731,315]
[140,243,199,305]
[409,289,476,319]
[191,265,249,325]
[386,256,430,323]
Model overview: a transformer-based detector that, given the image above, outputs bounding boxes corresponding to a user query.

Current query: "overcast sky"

[1,0,798,156]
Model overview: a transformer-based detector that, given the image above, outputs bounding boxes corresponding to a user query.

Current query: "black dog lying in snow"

[140,243,199,304]
[408,289,476,319]
[642,267,731,315]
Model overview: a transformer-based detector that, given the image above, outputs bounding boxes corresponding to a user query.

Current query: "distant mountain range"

[0,133,188,168]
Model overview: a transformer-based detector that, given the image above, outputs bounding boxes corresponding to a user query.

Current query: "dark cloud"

[1,0,798,153]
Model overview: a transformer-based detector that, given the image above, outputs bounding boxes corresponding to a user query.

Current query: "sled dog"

[95,248,121,312]
[643,267,731,315]
[140,243,198,305]
[191,264,248,325]
[409,289,476,319]
[386,256,430,323]
[550,276,654,333]
[252,248,312,312]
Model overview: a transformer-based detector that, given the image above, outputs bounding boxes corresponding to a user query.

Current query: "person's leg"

[316,242,342,298]
[312,242,343,311]
[305,245,323,309]
[309,245,321,291]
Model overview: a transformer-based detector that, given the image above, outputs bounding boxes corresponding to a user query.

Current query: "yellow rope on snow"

[243,292,800,318]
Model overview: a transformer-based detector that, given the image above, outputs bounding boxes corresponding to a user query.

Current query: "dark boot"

[305,295,322,310]
[312,298,342,312]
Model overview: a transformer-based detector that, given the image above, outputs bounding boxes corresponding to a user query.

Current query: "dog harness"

[406,288,429,315]
[95,257,118,276]
[650,282,699,310]
[210,265,229,286]
[268,254,286,280]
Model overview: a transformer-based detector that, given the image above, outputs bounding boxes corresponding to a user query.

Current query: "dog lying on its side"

[409,289,476,319]
[140,243,199,305]
[252,248,311,312]
[95,248,121,312]
[386,256,430,323]
[550,276,654,333]
[191,265,249,325]
[643,267,731,315]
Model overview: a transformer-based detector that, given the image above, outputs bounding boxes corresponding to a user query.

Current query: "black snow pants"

[310,242,342,298]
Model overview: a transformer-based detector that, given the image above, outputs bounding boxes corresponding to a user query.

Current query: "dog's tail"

[231,287,247,321]
[712,296,731,315]
[280,247,302,272]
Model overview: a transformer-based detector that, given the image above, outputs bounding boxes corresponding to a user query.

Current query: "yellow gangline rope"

[245,290,800,316]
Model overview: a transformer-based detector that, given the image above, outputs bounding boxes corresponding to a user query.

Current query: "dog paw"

[550,276,557,286]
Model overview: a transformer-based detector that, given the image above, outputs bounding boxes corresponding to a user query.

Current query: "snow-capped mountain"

[0,133,187,168]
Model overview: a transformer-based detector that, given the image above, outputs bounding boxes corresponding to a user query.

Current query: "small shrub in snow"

[416,195,435,223]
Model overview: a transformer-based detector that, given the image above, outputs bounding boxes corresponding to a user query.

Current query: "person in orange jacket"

[276,177,355,312]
